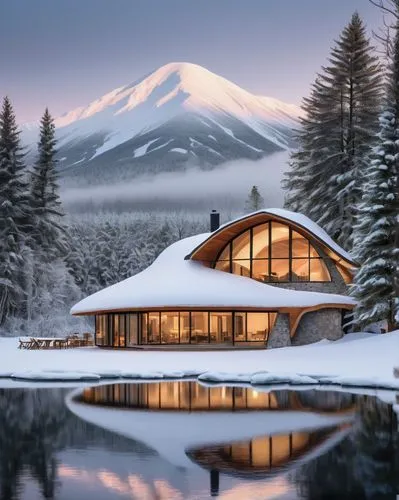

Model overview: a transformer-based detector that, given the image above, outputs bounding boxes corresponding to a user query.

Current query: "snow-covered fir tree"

[283,13,382,250]
[245,185,264,212]
[351,3,399,331]
[30,108,66,257]
[20,108,81,331]
[0,97,32,325]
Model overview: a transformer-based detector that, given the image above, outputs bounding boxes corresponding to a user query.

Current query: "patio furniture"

[82,332,94,346]
[18,333,94,350]
[18,337,34,349]
[66,335,81,348]
[53,338,69,349]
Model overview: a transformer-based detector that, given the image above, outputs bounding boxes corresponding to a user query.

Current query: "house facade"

[71,208,356,349]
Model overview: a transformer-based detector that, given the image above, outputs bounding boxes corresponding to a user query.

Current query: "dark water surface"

[0,381,398,500]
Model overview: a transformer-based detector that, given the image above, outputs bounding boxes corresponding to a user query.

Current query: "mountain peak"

[22,62,300,177]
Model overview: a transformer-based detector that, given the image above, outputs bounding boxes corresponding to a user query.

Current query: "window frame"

[213,222,331,283]
[94,311,277,347]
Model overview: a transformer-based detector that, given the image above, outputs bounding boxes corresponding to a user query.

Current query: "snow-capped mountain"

[23,62,301,184]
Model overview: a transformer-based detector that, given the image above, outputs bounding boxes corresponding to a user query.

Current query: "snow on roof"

[188,208,354,265]
[71,233,354,316]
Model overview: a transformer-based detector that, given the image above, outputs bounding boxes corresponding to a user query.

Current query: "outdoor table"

[30,337,65,349]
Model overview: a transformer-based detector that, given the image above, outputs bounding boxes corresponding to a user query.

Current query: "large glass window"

[291,259,310,282]
[95,311,277,347]
[232,260,251,277]
[234,312,246,342]
[111,314,126,347]
[214,222,331,283]
[191,312,209,343]
[95,315,107,346]
[127,314,138,346]
[252,224,268,259]
[247,313,269,342]
[232,230,250,260]
[141,313,148,344]
[127,316,136,346]
[148,313,160,344]
[271,223,289,258]
[210,312,232,343]
[161,312,179,344]
[180,312,190,343]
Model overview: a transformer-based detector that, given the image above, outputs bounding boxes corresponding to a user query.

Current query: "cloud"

[62,151,290,212]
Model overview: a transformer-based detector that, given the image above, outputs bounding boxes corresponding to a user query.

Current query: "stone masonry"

[268,313,291,348]
[292,308,343,346]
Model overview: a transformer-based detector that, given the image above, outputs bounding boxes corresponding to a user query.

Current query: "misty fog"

[61,151,290,213]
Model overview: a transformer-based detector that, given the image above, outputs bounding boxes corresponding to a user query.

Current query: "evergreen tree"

[351,3,399,331]
[30,108,65,257]
[245,185,264,212]
[283,13,382,250]
[0,97,31,325]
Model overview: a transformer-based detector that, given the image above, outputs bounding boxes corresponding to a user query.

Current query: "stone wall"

[268,313,291,348]
[292,308,343,346]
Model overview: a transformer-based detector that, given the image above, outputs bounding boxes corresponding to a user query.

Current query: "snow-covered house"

[71,209,356,349]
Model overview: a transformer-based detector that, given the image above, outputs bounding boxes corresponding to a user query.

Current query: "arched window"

[214,222,331,282]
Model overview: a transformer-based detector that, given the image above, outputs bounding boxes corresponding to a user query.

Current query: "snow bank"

[10,370,101,382]
[0,331,398,390]
[251,372,318,385]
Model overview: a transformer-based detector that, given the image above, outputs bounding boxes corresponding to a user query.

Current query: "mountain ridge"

[22,62,300,184]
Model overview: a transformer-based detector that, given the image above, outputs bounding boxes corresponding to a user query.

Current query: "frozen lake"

[1,381,398,499]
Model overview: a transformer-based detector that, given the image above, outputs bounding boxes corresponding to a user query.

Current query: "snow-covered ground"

[0,331,398,390]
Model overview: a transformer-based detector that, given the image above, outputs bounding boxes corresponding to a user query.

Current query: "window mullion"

[250,227,253,278]
[288,228,292,283]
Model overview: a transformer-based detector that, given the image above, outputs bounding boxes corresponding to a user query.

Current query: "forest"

[1,2,399,335]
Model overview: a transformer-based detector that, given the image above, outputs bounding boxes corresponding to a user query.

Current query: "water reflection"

[0,384,398,499]
[78,381,356,414]
[294,397,399,499]
[187,426,346,479]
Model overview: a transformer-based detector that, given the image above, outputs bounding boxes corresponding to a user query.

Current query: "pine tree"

[283,13,382,250]
[0,97,32,324]
[351,5,399,331]
[245,185,264,212]
[30,108,65,258]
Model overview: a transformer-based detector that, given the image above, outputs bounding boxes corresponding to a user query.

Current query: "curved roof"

[185,208,356,268]
[71,232,354,316]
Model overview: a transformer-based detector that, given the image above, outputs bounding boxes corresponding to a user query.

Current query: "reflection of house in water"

[188,426,349,496]
[79,381,356,414]
[68,382,357,497]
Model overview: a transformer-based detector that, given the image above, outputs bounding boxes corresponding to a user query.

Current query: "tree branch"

[369,0,399,18]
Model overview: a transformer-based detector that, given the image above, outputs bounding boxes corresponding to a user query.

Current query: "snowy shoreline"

[0,331,398,392]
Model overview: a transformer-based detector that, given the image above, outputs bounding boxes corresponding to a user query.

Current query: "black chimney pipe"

[210,470,220,497]
[210,210,220,232]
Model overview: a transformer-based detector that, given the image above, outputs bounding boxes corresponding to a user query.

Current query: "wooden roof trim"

[185,212,357,268]
[72,302,354,317]
[288,303,354,337]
